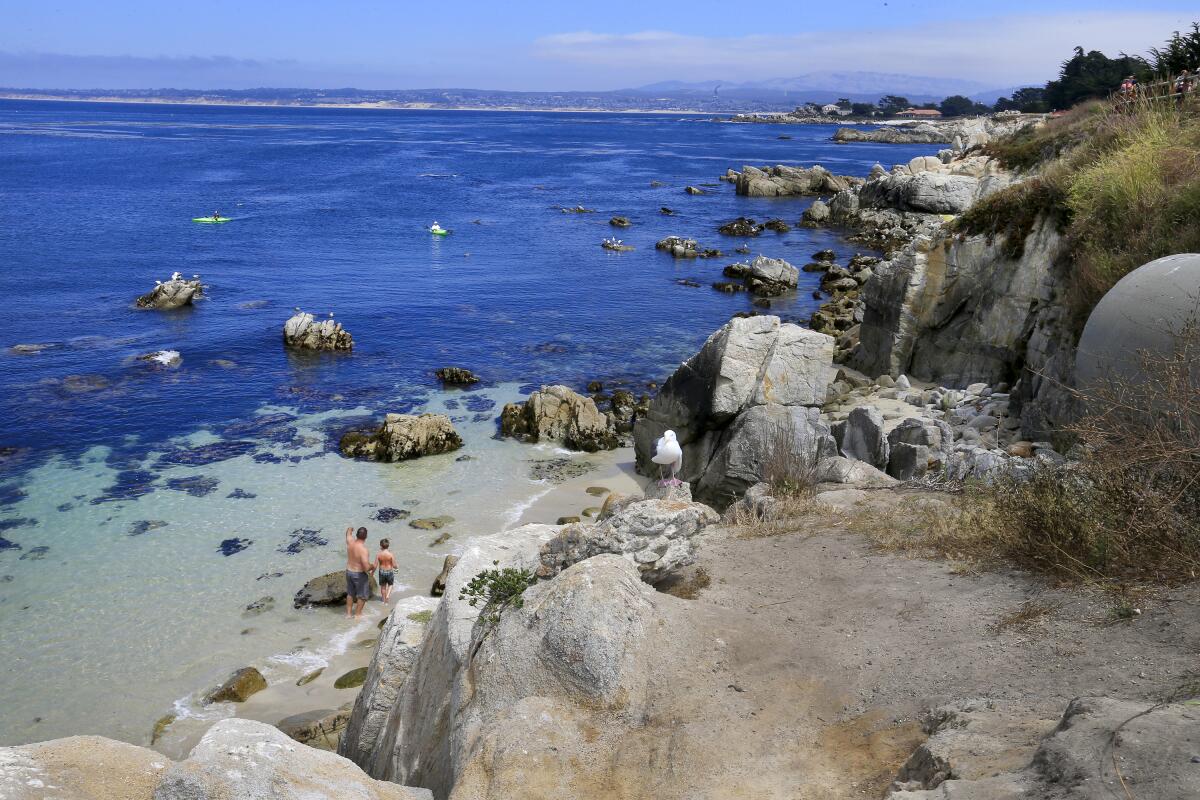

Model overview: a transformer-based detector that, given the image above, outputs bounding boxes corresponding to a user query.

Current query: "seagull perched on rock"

[652,430,683,486]
[170,271,182,281]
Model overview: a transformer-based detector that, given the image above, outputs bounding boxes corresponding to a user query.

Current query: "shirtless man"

[345,526,373,619]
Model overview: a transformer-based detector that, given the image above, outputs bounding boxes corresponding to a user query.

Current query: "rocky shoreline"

[5,113,1197,800]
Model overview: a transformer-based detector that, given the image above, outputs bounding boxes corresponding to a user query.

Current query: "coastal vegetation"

[956,96,1200,317]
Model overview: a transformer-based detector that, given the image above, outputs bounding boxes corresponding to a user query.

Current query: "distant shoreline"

[0,94,711,115]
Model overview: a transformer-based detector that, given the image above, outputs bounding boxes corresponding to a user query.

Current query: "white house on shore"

[896,108,943,118]
[821,103,853,116]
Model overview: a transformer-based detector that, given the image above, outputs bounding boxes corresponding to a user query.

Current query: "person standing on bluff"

[344,526,373,619]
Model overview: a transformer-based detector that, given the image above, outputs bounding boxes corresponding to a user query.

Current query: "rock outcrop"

[887,696,1200,799]
[136,276,203,309]
[633,316,837,505]
[833,115,1036,147]
[204,666,267,704]
[722,255,799,296]
[341,597,440,767]
[655,236,720,258]
[536,497,720,583]
[733,164,861,197]
[435,367,479,385]
[849,216,1076,440]
[0,719,431,800]
[295,569,379,608]
[347,522,659,799]
[283,312,353,351]
[340,413,463,462]
[500,385,619,452]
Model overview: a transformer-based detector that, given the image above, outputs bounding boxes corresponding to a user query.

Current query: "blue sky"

[2,1,1196,90]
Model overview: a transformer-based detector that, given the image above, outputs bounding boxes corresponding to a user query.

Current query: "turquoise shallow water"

[0,100,938,746]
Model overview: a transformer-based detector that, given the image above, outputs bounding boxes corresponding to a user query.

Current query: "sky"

[1,1,1196,91]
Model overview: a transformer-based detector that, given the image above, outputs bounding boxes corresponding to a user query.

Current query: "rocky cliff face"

[849,216,1079,440]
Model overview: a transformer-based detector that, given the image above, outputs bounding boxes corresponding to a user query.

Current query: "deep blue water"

[0,100,935,461]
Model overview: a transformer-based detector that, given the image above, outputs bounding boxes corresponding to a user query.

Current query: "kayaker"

[212,211,221,221]
[430,221,441,232]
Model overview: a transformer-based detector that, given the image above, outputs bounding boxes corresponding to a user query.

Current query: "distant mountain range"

[0,72,1029,112]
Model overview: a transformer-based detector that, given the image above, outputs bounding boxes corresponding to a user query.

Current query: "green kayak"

[431,228,449,236]
[193,217,232,224]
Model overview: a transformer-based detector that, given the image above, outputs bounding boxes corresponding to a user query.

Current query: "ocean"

[0,99,937,748]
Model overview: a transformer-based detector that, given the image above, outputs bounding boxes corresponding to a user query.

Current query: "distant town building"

[821,103,852,116]
[896,108,943,118]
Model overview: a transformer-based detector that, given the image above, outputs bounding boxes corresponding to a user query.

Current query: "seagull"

[651,430,683,486]
[170,271,182,281]
[155,280,162,285]
[328,312,334,318]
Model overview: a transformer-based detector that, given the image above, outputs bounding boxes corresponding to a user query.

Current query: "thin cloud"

[534,12,1194,85]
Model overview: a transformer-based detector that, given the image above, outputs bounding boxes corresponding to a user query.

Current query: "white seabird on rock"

[652,429,684,486]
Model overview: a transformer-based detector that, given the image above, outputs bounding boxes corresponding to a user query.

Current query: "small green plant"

[458,561,537,624]
[406,609,433,624]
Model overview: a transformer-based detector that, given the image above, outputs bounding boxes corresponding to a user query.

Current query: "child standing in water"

[375,539,397,603]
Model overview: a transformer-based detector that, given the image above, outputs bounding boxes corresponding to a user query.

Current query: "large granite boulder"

[388,556,657,800]
[283,311,353,351]
[294,569,379,608]
[635,316,835,502]
[136,276,203,310]
[154,718,430,800]
[694,404,837,503]
[0,735,169,800]
[340,597,440,766]
[859,171,983,215]
[814,456,899,488]
[537,498,719,583]
[734,164,859,197]
[500,384,619,452]
[340,413,463,462]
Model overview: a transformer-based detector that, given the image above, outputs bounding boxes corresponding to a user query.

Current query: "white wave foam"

[500,485,553,530]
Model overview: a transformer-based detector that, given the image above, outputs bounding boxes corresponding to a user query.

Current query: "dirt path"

[614,488,1200,798]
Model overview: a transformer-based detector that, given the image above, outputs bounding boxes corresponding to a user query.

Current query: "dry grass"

[657,567,712,599]
[992,598,1066,634]
[730,493,835,539]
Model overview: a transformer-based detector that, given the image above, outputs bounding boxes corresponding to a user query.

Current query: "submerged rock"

[283,311,353,351]
[340,413,463,462]
[217,538,251,557]
[137,350,182,368]
[609,216,631,227]
[718,217,763,236]
[165,475,220,497]
[500,385,619,452]
[278,528,328,555]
